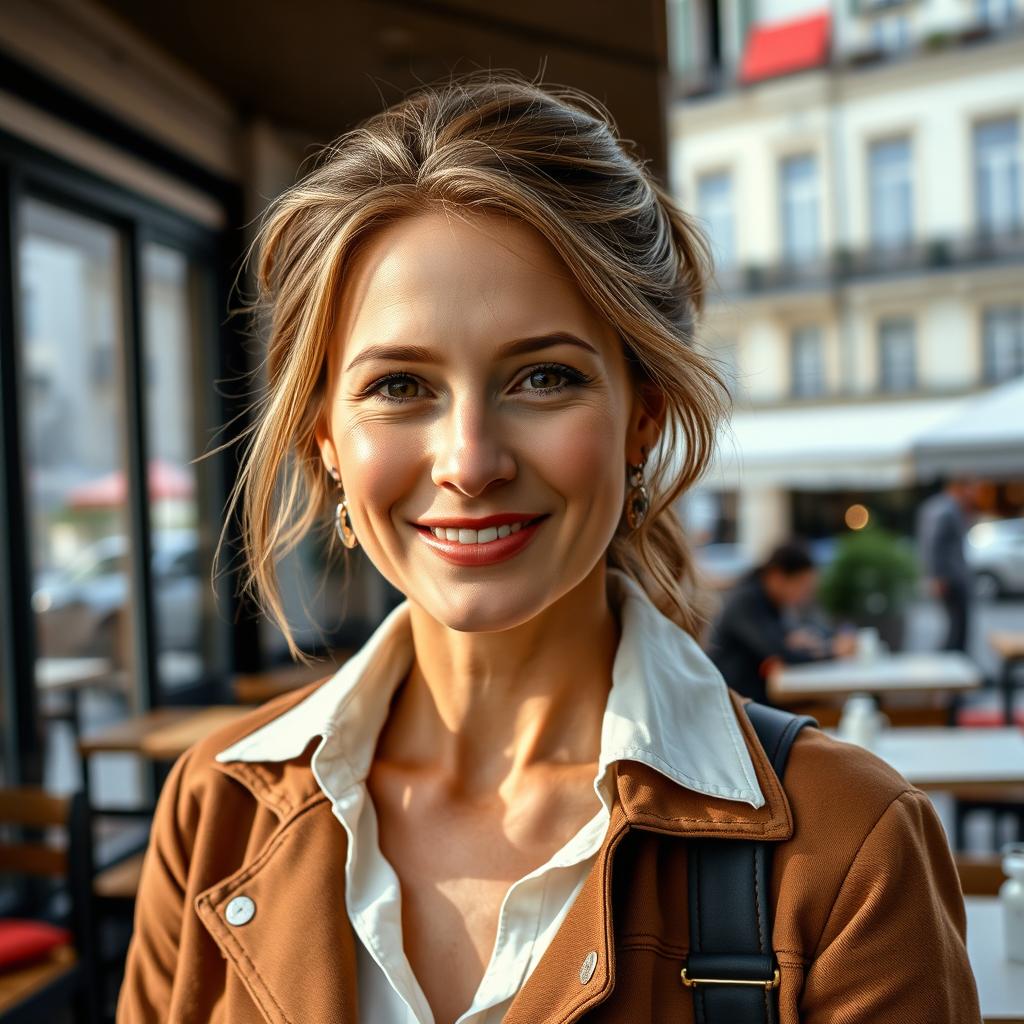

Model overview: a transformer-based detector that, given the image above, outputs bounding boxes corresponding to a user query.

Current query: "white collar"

[215,567,765,808]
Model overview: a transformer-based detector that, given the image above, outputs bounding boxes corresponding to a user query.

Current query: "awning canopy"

[739,12,831,85]
[912,375,1024,478]
[703,396,967,491]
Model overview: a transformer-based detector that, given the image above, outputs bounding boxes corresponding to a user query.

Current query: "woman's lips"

[413,515,549,566]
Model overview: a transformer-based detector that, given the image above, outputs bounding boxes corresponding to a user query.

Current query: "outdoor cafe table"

[768,650,982,705]
[821,726,1024,798]
[965,896,1024,1023]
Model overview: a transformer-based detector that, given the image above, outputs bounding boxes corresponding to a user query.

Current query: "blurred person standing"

[707,541,856,705]
[916,477,980,653]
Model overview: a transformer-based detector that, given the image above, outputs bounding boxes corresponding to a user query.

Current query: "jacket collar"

[199,570,793,1024]
[200,688,792,1024]
[213,567,766,810]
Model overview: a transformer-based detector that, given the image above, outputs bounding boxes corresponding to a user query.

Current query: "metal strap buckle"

[680,966,781,991]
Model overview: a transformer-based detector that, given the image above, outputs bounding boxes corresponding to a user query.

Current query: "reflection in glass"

[141,244,205,692]
[19,198,141,804]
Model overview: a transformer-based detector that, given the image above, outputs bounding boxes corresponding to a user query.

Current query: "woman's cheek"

[536,408,624,524]
[337,419,420,532]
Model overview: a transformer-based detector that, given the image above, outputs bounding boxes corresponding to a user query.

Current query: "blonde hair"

[220,69,729,660]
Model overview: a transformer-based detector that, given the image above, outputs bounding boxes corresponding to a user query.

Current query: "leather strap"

[685,700,818,1024]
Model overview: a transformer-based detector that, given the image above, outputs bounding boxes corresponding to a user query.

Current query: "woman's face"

[317,208,662,631]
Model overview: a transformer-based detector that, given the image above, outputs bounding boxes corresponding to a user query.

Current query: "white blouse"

[215,568,765,1023]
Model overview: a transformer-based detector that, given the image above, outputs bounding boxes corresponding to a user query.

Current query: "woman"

[117,72,980,1023]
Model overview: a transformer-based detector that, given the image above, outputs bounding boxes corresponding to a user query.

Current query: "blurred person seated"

[706,541,856,705]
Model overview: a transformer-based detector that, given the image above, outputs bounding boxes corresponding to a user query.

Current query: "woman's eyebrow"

[343,332,599,373]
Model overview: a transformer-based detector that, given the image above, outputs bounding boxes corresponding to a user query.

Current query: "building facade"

[668,0,1024,557]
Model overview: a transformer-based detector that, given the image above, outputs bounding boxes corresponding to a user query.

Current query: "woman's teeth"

[431,521,529,544]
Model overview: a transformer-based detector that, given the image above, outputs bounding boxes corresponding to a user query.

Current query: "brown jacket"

[116,681,982,1023]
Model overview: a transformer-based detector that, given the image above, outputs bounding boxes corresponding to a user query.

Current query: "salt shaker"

[837,693,881,749]
[1000,841,1024,963]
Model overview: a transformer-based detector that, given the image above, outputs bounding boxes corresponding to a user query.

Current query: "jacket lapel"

[193,690,792,1024]
[505,690,794,1024]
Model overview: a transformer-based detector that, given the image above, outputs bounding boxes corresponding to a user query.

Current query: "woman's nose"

[429,400,516,497]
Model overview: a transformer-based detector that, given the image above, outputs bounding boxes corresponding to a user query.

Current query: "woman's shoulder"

[778,715,940,872]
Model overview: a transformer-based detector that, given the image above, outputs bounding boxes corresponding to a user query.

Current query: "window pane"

[698,171,736,269]
[878,317,917,392]
[975,0,1016,26]
[791,325,826,397]
[780,154,820,263]
[18,198,142,803]
[974,117,1022,233]
[141,244,208,694]
[982,305,1024,382]
[870,137,913,249]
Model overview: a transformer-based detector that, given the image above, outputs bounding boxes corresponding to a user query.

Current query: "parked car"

[32,529,201,660]
[966,516,1024,600]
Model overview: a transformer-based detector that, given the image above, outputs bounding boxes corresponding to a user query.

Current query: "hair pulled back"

[221,69,729,659]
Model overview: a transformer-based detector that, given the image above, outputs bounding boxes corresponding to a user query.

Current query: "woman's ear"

[629,382,667,462]
[315,424,341,481]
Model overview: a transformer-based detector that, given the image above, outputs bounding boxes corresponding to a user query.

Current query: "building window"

[790,325,826,398]
[697,170,736,269]
[870,14,911,53]
[975,0,1016,27]
[780,153,820,264]
[974,116,1022,235]
[982,305,1024,382]
[869,136,913,250]
[878,317,917,393]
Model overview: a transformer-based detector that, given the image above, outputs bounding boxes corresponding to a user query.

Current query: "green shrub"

[818,527,918,622]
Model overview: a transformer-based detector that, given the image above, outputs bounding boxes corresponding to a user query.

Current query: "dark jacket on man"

[707,572,824,704]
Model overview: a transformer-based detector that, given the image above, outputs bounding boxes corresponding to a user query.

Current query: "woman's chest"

[365,763,600,1023]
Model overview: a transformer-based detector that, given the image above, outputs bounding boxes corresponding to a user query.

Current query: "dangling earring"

[624,450,649,531]
[329,467,359,549]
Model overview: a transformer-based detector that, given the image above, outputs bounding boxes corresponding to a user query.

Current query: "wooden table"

[233,653,349,705]
[36,657,114,691]
[769,651,982,704]
[36,656,125,744]
[78,705,254,760]
[990,631,1024,726]
[965,896,1024,1023]
[77,705,254,816]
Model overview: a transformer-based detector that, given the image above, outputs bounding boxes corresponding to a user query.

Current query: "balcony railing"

[712,227,1024,298]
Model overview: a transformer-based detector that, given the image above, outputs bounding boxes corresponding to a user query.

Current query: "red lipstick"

[412,514,549,567]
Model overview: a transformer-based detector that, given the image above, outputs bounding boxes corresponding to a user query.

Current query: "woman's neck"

[374,562,620,797]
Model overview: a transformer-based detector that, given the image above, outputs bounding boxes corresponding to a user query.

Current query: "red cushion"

[0,919,72,970]
[956,707,1024,728]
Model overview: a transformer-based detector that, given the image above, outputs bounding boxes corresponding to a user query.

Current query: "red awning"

[66,459,195,509]
[739,11,831,85]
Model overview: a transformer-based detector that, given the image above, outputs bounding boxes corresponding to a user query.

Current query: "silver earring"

[624,452,649,531]
[329,467,359,549]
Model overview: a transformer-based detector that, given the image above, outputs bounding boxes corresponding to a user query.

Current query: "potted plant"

[818,527,918,651]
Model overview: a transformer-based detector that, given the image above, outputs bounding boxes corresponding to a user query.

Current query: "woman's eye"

[365,363,591,405]
[521,367,568,391]
[370,374,422,404]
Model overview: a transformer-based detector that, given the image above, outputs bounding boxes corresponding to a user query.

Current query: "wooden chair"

[955,853,1006,896]
[0,786,100,1023]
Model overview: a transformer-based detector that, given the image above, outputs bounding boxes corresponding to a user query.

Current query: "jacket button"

[579,950,598,984]
[225,895,256,926]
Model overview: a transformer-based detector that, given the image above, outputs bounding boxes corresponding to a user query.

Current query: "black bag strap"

[683,700,818,1024]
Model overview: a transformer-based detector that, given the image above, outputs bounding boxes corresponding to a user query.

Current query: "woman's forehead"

[332,210,617,367]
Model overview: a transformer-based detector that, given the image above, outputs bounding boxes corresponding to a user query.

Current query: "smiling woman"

[117,69,981,1024]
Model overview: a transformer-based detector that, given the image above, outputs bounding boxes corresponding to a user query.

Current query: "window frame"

[0,123,243,786]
